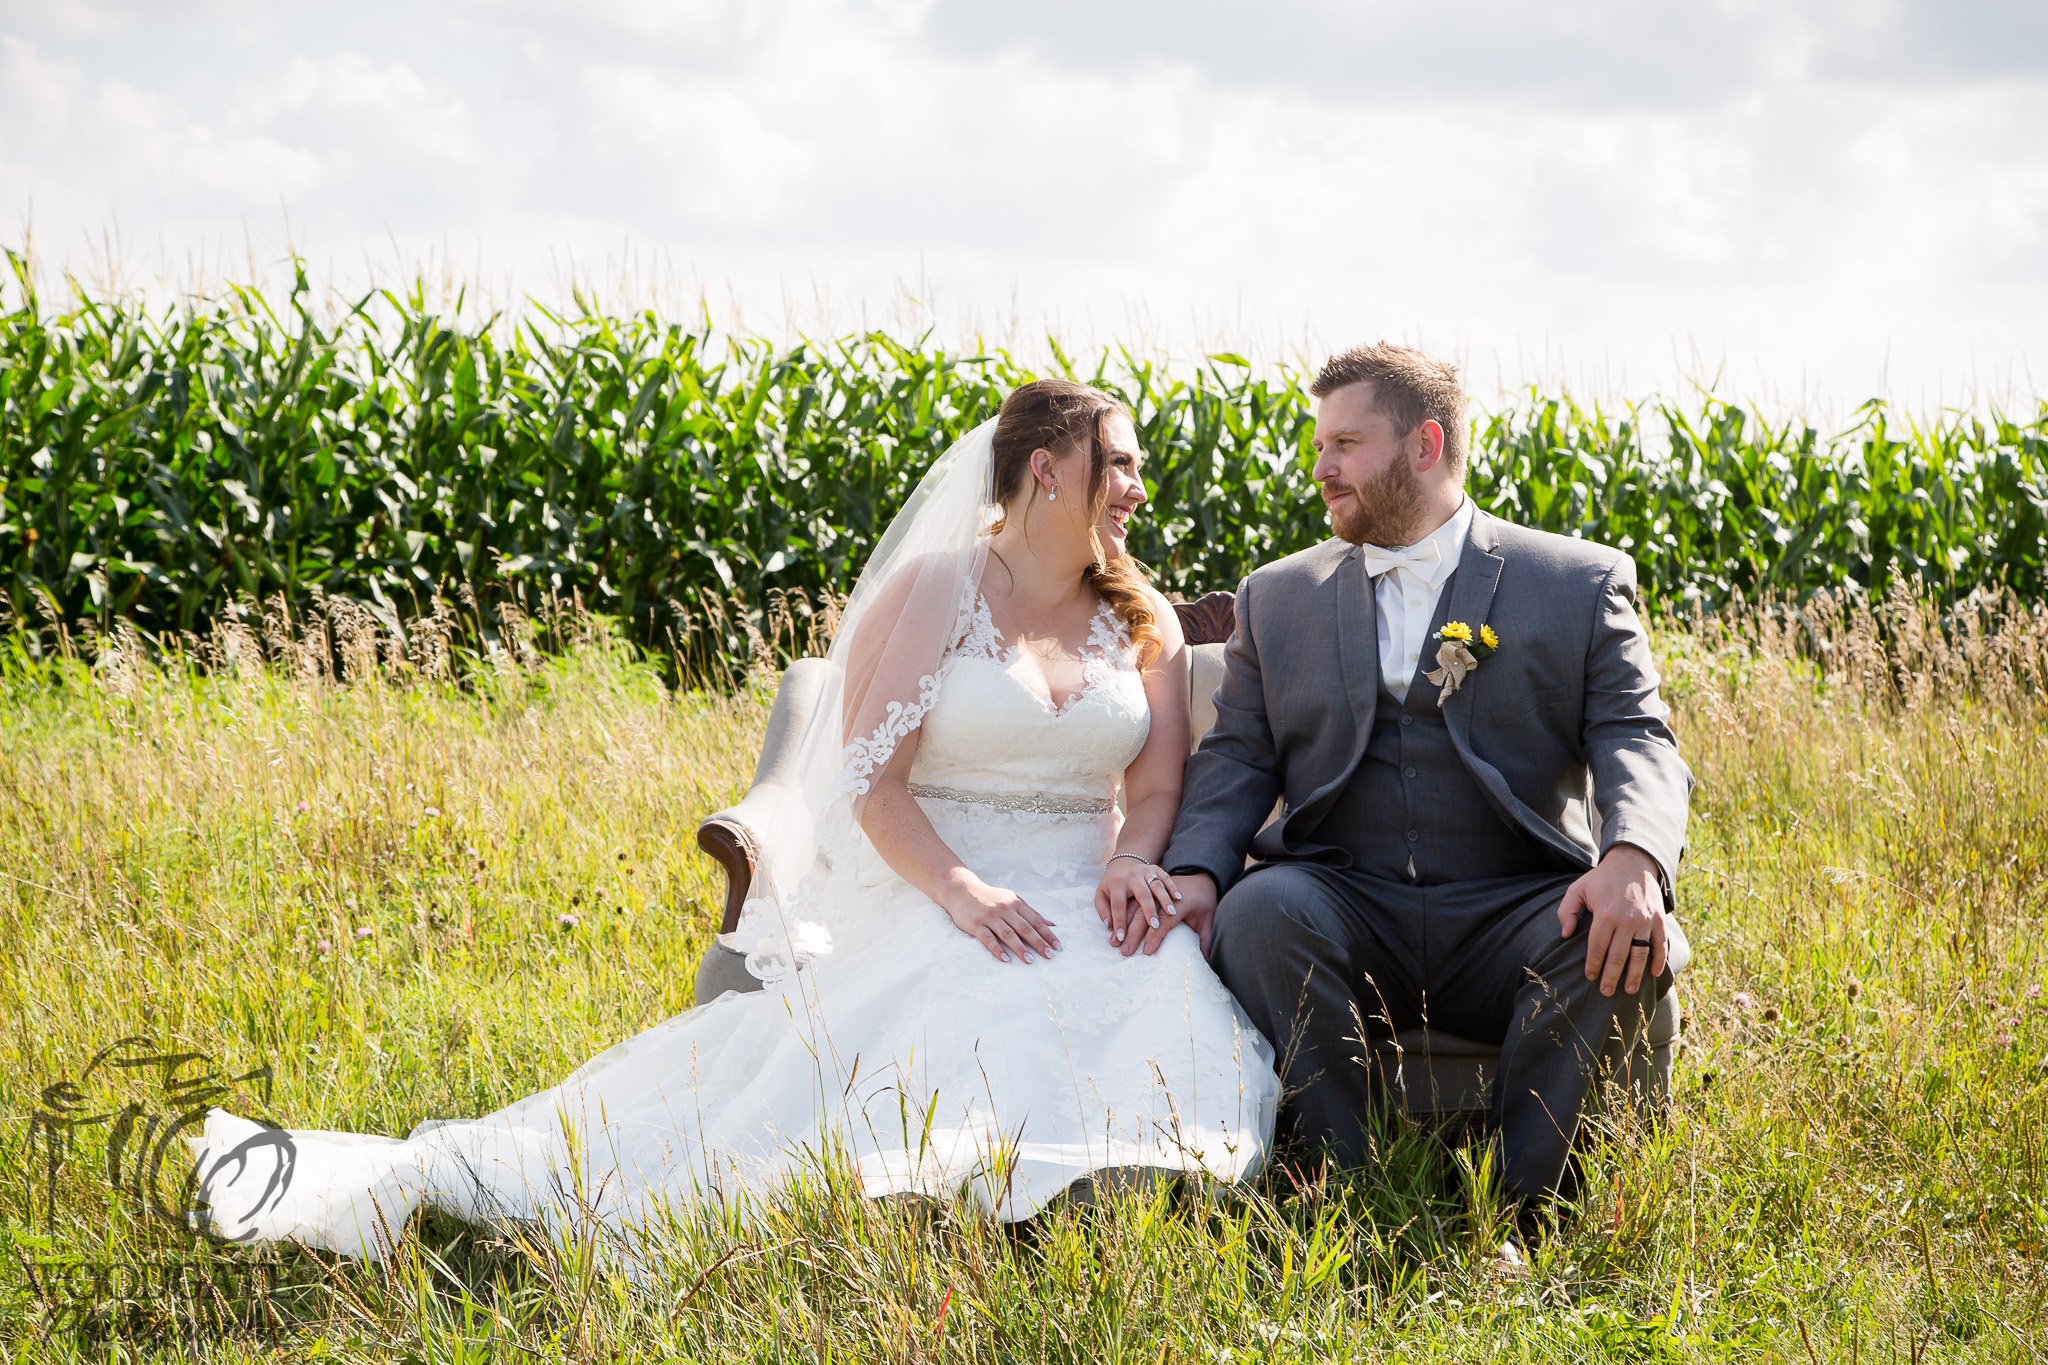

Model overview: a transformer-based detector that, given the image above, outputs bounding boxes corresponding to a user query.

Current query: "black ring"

[1630,937,1653,948]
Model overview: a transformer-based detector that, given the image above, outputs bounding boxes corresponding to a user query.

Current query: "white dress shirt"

[1362,497,1475,704]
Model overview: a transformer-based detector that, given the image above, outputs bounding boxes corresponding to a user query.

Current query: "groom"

[1155,343,1691,1207]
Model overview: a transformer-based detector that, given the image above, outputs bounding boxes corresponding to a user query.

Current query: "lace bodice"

[911,592,1150,800]
[740,588,1153,970]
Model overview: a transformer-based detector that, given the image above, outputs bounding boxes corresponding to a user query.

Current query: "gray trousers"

[1210,862,1661,1200]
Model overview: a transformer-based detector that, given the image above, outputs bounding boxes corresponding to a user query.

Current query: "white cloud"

[0,0,2042,408]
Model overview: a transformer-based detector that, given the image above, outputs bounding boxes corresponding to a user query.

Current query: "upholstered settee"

[691,592,1682,1121]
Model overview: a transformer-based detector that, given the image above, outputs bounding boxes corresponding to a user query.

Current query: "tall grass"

[6,257,2045,675]
[1,587,2042,1360]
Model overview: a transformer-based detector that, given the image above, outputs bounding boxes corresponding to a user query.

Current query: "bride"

[191,380,1281,1261]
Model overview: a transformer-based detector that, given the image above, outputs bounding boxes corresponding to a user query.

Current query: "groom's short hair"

[1311,344,1467,478]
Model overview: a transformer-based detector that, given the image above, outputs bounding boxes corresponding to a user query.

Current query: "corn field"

[4,254,2045,673]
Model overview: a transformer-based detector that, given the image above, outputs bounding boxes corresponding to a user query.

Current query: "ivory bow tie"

[1357,540,1447,583]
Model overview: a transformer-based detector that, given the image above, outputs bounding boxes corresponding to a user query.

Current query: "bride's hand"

[941,878,1061,964]
[1095,857,1182,953]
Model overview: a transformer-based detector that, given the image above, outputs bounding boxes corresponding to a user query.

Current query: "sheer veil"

[730,418,998,982]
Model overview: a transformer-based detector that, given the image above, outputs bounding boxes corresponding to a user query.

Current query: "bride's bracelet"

[1106,852,1154,870]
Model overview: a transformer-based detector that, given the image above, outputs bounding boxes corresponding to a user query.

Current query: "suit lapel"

[1334,545,1379,737]
[1407,581,1461,706]
[1436,510,1505,746]
[1282,546,1378,840]
[1431,510,1589,870]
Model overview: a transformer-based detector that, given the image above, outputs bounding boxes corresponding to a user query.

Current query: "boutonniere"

[1423,621,1499,707]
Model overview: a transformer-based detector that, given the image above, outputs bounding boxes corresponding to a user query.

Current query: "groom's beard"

[1327,459,1428,548]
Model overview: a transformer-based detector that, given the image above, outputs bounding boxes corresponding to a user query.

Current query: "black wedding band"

[1630,936,1653,948]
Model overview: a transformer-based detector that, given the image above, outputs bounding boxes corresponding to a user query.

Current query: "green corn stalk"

[3,253,2045,675]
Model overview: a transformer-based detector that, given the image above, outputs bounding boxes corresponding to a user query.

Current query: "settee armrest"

[695,656,838,934]
[695,817,759,936]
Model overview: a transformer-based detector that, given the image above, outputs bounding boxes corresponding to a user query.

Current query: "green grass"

[1,590,2045,1361]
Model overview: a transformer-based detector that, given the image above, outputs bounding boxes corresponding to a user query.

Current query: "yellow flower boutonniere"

[1424,621,1499,707]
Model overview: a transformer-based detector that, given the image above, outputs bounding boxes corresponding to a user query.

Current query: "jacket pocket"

[1490,684,1569,724]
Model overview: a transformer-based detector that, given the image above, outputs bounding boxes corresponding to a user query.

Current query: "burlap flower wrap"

[1423,621,1498,707]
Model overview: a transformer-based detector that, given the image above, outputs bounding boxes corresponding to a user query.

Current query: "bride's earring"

[1045,485,1057,502]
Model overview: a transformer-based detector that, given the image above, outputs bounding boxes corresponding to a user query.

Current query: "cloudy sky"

[2,0,2043,408]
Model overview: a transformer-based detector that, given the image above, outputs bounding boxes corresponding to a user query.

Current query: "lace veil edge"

[733,420,998,982]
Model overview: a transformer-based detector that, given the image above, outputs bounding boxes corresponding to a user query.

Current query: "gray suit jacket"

[1163,508,1692,894]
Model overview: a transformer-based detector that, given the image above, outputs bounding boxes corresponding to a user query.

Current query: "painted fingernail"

[1117,931,1126,942]
[1173,892,1183,900]
[1150,917,1159,928]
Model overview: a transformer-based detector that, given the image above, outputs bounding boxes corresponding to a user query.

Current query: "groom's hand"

[1557,844,1666,997]
[1147,871,1219,959]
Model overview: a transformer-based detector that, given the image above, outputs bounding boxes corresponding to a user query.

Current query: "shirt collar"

[1360,496,1474,588]
[1429,496,1476,571]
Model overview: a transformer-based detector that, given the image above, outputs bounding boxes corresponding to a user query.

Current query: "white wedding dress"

[192,592,1280,1261]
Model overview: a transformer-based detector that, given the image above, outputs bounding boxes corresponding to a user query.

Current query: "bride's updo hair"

[987,379,1163,666]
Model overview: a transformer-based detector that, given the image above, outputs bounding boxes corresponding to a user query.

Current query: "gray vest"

[1321,621,1555,886]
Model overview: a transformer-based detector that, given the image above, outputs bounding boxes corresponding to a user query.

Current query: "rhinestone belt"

[907,783,1113,816]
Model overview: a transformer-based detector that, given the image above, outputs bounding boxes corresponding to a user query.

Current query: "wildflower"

[294,800,309,814]
[316,939,333,955]
[423,806,440,819]
[1428,622,1497,702]
[1995,1032,2013,1050]
[570,893,582,906]
[558,913,580,930]
[1479,623,1500,650]
[1733,991,1755,1012]
[2030,984,2042,1000]
[1845,976,1861,1000]
[464,847,480,861]
[1761,1006,1781,1023]
[355,926,375,941]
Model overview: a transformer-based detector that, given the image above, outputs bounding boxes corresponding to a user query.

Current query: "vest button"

[1404,766,1417,778]
[1406,829,1420,842]
[1399,715,1413,727]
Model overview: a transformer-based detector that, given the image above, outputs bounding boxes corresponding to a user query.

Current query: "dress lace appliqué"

[829,581,983,801]
[949,587,1011,665]
[946,592,1132,718]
